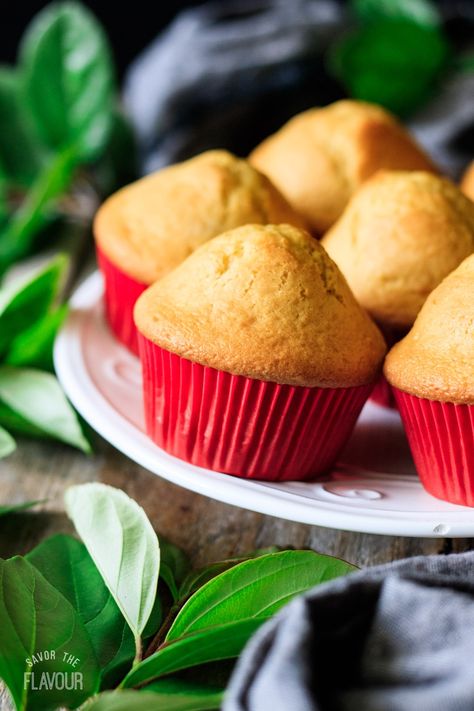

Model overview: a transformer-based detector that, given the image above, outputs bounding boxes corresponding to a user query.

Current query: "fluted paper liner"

[371,374,397,409]
[138,336,372,481]
[394,388,474,506]
[97,247,146,355]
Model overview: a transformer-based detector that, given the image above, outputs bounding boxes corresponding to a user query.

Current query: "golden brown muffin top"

[322,170,474,330]
[384,255,474,404]
[134,224,386,388]
[461,161,474,203]
[94,150,306,284]
[249,100,437,234]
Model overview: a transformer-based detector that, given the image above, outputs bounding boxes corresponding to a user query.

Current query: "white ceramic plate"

[54,272,474,538]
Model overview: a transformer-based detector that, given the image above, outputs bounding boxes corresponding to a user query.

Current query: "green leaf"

[122,619,262,689]
[142,595,163,643]
[0,175,9,227]
[145,679,223,710]
[0,424,15,458]
[159,540,191,602]
[0,67,45,185]
[0,399,49,439]
[0,500,42,516]
[179,547,280,600]
[0,556,100,710]
[0,148,77,275]
[5,304,68,371]
[0,253,67,358]
[352,0,440,27]
[20,2,115,161]
[168,551,356,641]
[26,534,136,690]
[328,20,449,116]
[86,680,223,711]
[65,484,160,648]
[0,366,90,452]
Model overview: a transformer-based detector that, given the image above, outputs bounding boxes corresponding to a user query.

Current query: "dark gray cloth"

[124,0,343,172]
[224,552,474,711]
[124,0,474,178]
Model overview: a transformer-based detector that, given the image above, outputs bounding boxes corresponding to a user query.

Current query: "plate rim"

[54,271,474,538]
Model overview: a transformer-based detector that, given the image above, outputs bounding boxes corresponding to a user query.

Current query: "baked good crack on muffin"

[134,223,386,480]
[94,149,306,353]
[322,170,474,331]
[323,169,474,408]
[250,100,437,234]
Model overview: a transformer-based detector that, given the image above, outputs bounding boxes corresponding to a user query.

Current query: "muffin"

[249,100,437,234]
[322,171,474,330]
[322,170,474,407]
[134,223,386,480]
[94,150,306,353]
[461,161,474,202]
[384,255,474,506]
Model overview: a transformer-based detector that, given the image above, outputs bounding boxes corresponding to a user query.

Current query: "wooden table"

[1,431,472,568]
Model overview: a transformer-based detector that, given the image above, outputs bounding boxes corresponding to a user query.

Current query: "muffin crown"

[94,150,305,284]
[134,224,386,388]
[461,160,474,202]
[250,100,436,233]
[322,170,474,330]
[384,255,474,404]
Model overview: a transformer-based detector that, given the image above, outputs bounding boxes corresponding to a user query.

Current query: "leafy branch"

[0,0,139,459]
[327,0,467,116]
[0,483,357,710]
[0,1,136,279]
[0,255,89,456]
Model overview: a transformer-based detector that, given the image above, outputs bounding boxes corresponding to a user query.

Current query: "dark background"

[3,1,473,78]
[2,1,211,74]
[3,0,473,175]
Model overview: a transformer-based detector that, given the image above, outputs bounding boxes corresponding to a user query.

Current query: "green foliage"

[329,0,452,116]
[352,0,440,26]
[0,557,100,710]
[0,484,356,709]
[329,20,449,116]
[0,501,43,516]
[0,425,15,457]
[20,2,115,161]
[0,1,137,457]
[0,366,89,452]
[26,534,136,689]
[159,539,192,601]
[0,1,135,276]
[0,256,89,456]
[167,550,355,641]
[65,484,161,651]
[122,619,264,688]
[87,681,224,711]
[0,68,45,186]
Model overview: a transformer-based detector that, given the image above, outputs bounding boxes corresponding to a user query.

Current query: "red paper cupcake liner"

[370,326,406,410]
[394,388,474,506]
[370,374,398,409]
[138,335,373,481]
[96,247,147,355]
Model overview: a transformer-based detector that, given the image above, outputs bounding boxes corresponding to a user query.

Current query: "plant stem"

[133,636,142,667]
[143,601,183,659]
[0,145,78,276]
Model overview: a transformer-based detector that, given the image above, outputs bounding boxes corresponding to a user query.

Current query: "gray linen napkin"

[124,0,474,178]
[224,552,474,711]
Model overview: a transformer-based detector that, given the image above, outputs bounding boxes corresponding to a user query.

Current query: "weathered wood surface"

[1,431,472,569]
